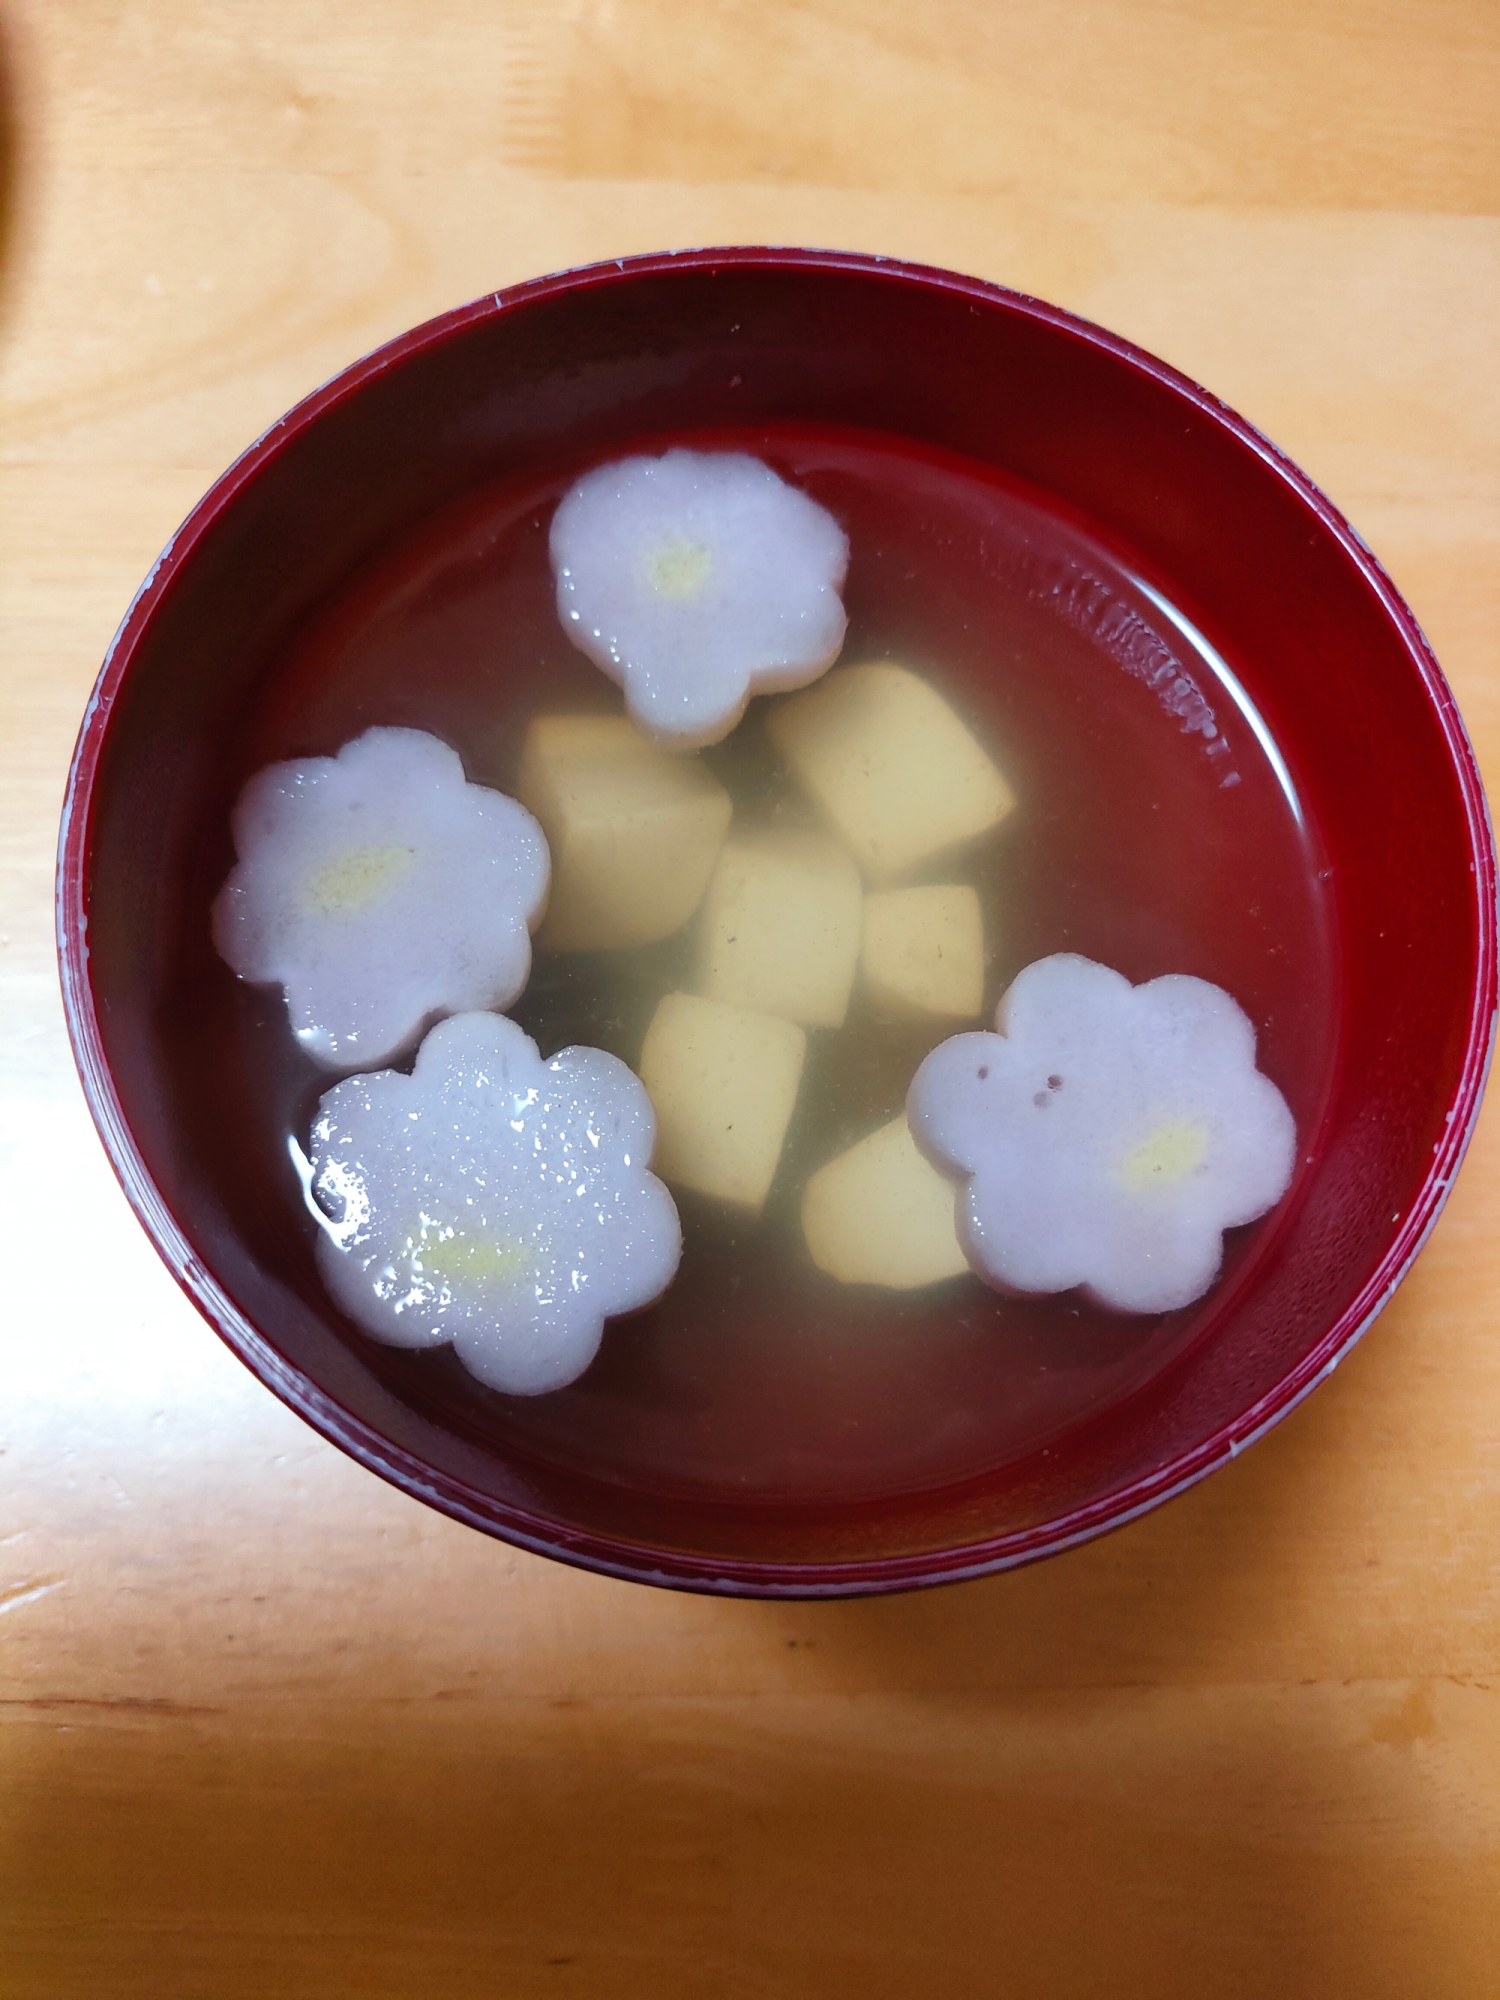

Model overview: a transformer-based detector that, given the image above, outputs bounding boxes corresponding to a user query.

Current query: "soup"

[204,422,1335,1507]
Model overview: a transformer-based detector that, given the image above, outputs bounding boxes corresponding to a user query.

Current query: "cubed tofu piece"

[861,884,985,1020]
[767,663,1015,881]
[801,1115,969,1289]
[639,991,806,1212]
[517,712,732,950]
[696,832,863,1028]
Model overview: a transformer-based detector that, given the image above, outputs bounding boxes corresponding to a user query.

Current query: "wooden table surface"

[2,4,1497,1993]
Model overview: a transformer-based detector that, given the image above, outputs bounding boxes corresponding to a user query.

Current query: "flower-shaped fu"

[908,954,1296,1314]
[213,728,549,1071]
[550,449,849,747]
[307,1012,682,1395]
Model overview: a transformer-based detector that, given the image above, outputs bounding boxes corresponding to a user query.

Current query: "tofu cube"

[801,1115,969,1289]
[517,712,732,950]
[861,884,985,1020]
[639,992,806,1212]
[767,663,1015,881]
[696,832,863,1028]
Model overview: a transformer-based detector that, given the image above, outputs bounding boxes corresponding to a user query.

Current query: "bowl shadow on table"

[9,1334,1489,2000]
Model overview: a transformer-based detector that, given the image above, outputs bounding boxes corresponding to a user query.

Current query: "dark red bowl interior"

[58,249,1495,1595]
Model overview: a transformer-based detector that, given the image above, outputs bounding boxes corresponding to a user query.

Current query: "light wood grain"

[1,3,1498,1994]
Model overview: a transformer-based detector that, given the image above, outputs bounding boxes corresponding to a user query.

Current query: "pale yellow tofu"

[517,713,732,950]
[801,1115,969,1289]
[861,884,985,1020]
[767,663,1015,881]
[696,831,863,1029]
[639,992,806,1212]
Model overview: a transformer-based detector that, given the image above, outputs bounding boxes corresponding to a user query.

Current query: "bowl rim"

[56,245,1499,1597]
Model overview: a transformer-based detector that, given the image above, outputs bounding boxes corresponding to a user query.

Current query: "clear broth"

[223,424,1335,1506]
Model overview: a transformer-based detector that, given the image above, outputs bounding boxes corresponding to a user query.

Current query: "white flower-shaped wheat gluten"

[308,1012,682,1395]
[213,727,549,1071]
[907,954,1296,1313]
[550,449,849,747]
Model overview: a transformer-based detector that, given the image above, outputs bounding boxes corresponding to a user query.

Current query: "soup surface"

[214,423,1336,1506]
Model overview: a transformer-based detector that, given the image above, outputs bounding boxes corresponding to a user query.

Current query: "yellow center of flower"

[1117,1118,1209,1193]
[303,844,415,917]
[644,536,712,599]
[408,1223,535,1291]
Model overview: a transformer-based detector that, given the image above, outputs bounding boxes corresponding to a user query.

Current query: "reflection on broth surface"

[213,424,1334,1506]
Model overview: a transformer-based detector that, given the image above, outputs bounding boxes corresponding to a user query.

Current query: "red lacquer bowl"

[58,250,1495,1596]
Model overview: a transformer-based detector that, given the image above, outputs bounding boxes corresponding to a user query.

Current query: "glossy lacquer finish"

[57,251,1496,1596]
